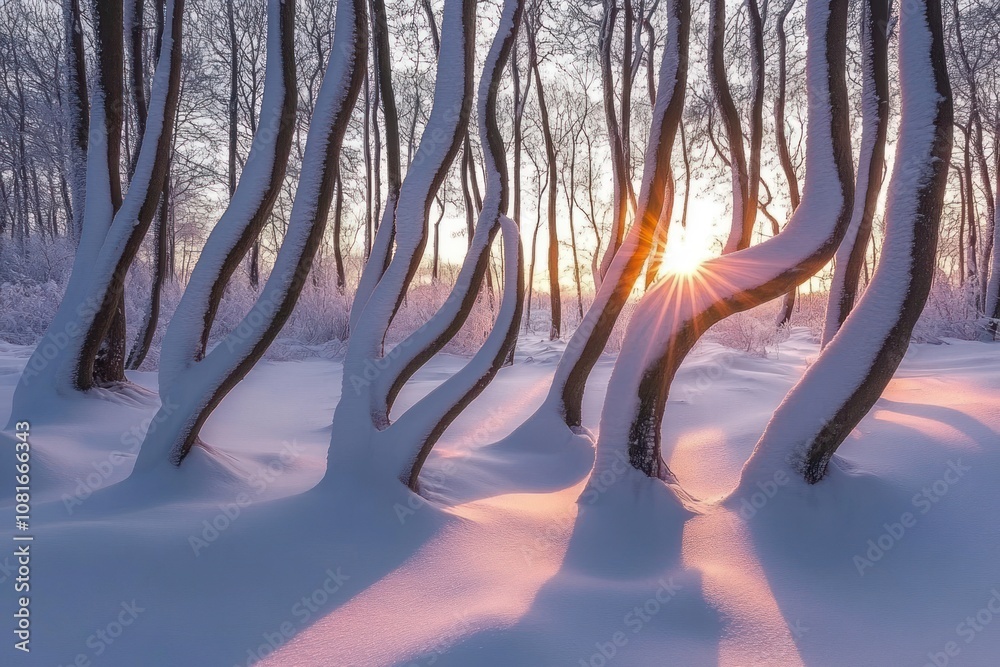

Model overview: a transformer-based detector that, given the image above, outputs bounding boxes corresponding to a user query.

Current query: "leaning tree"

[582,0,952,500]
[120,0,525,493]
[9,0,184,417]
[319,0,525,492]
[131,0,366,474]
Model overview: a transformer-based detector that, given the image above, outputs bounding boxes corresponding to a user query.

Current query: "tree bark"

[89,0,129,386]
[63,0,89,243]
[741,0,952,484]
[154,0,298,394]
[127,163,169,370]
[540,0,690,429]
[596,0,633,282]
[592,0,856,481]
[709,0,751,254]
[821,0,891,345]
[133,0,367,470]
[526,3,560,340]
[773,0,800,327]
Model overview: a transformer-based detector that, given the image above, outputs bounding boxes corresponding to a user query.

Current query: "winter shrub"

[706,307,791,357]
[0,281,65,345]
[0,246,988,367]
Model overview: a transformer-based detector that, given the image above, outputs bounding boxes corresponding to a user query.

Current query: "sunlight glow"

[661,227,717,278]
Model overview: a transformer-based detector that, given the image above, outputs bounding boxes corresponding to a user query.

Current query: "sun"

[661,228,715,277]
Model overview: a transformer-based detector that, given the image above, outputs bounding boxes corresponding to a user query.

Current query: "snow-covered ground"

[2,330,999,666]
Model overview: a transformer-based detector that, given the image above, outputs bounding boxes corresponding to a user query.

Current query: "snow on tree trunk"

[9,0,184,420]
[62,0,88,244]
[156,0,296,395]
[322,0,524,491]
[130,0,368,473]
[821,0,891,347]
[588,0,857,485]
[348,0,403,335]
[537,0,691,430]
[739,0,952,486]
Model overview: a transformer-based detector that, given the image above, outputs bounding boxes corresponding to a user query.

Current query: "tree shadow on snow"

[16,475,451,667]
[413,472,723,667]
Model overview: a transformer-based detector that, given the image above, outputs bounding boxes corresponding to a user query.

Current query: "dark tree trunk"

[709,0,750,254]
[822,0,891,344]
[64,0,89,243]
[90,0,129,387]
[526,6,560,339]
[546,0,691,429]
[127,165,169,370]
[333,168,346,292]
[773,0,800,327]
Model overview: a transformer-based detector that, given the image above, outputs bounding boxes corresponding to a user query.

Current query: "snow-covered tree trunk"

[88,0,128,387]
[535,0,691,430]
[9,0,184,420]
[596,0,632,284]
[62,0,89,243]
[131,0,366,472]
[348,0,403,335]
[774,0,800,328]
[155,0,296,395]
[987,125,1000,337]
[589,0,857,484]
[821,0,891,346]
[322,0,524,491]
[739,0,952,485]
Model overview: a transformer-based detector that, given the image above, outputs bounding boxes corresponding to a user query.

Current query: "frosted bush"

[706,307,791,357]
[0,281,65,345]
[0,246,988,367]
[387,280,499,356]
[911,278,981,342]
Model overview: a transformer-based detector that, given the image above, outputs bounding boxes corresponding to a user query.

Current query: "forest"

[0,0,998,664]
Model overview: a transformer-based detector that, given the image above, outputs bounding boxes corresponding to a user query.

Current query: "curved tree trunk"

[10,0,183,419]
[821,0,891,345]
[596,0,632,283]
[387,0,524,490]
[333,168,346,292]
[130,0,367,471]
[320,0,524,491]
[348,0,404,335]
[126,163,170,370]
[744,0,765,251]
[590,0,857,483]
[773,0,800,327]
[155,0,297,394]
[708,0,750,254]
[740,0,952,485]
[538,0,690,430]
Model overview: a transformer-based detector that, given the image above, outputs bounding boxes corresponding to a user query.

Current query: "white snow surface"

[2,331,1000,666]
